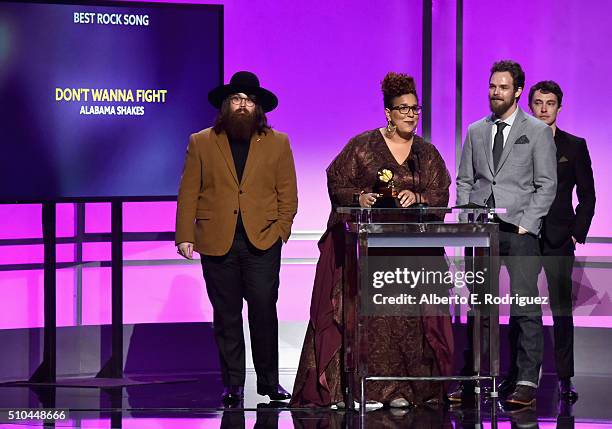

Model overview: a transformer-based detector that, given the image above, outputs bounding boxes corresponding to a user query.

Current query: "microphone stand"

[409,150,428,226]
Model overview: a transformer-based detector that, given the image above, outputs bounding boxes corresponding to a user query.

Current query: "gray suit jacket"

[456,107,557,234]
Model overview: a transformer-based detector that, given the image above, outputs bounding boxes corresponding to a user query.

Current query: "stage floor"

[0,372,610,428]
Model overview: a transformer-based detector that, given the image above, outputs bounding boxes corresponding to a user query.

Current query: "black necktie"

[493,121,508,171]
[486,121,509,208]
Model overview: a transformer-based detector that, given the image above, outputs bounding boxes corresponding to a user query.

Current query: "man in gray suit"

[451,60,557,408]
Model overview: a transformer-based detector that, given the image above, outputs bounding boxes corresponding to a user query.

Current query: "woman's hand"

[359,192,379,208]
[397,190,417,207]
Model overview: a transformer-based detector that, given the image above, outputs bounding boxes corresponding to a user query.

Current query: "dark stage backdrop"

[0,1,222,201]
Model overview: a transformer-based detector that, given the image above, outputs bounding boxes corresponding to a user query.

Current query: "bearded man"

[175,71,298,405]
[452,60,557,408]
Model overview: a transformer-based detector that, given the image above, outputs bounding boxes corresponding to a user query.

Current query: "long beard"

[225,109,256,140]
[489,96,514,117]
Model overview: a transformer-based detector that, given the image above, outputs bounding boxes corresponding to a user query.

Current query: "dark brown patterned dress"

[290,129,454,407]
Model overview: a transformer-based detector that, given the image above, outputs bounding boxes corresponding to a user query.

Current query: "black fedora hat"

[208,71,278,112]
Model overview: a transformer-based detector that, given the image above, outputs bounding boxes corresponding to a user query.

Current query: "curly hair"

[381,72,418,108]
[490,60,525,94]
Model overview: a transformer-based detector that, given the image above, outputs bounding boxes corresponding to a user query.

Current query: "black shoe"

[257,383,291,401]
[506,406,538,425]
[447,382,475,403]
[557,398,574,417]
[497,378,516,398]
[504,385,536,409]
[222,385,244,406]
[558,378,578,402]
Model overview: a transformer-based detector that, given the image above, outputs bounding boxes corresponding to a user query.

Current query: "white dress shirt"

[491,105,519,149]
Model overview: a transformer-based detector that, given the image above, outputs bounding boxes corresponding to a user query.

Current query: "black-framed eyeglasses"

[390,104,422,115]
[229,94,255,107]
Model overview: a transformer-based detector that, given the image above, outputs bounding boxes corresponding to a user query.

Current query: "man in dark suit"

[175,71,298,405]
[529,80,596,402]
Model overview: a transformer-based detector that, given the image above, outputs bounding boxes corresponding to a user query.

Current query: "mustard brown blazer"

[175,127,298,256]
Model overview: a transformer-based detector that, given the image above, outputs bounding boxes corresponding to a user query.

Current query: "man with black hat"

[175,71,298,405]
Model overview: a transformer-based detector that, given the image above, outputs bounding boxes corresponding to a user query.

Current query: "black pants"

[541,237,575,379]
[463,223,543,386]
[201,232,282,387]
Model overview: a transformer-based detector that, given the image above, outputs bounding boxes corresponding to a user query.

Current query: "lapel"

[241,132,265,186]
[496,107,528,173]
[213,131,239,185]
[481,116,494,175]
[554,128,565,162]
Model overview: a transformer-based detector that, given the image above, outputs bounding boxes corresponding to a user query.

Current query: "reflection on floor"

[0,373,610,428]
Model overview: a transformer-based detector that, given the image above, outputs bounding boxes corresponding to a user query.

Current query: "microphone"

[409,148,428,208]
[407,158,417,193]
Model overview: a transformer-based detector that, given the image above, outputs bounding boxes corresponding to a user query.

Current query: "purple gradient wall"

[462,0,611,238]
[460,0,612,328]
[1,0,611,331]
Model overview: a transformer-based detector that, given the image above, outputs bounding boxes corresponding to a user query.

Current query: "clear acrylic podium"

[337,206,502,412]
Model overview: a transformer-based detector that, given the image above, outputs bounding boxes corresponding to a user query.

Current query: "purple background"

[1,0,611,329]
[462,0,611,238]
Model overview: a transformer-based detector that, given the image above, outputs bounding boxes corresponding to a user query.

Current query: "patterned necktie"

[493,121,508,171]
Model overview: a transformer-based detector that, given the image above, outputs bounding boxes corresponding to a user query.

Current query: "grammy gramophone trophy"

[373,168,399,208]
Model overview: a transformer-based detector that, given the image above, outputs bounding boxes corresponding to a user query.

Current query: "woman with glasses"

[290,72,453,408]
